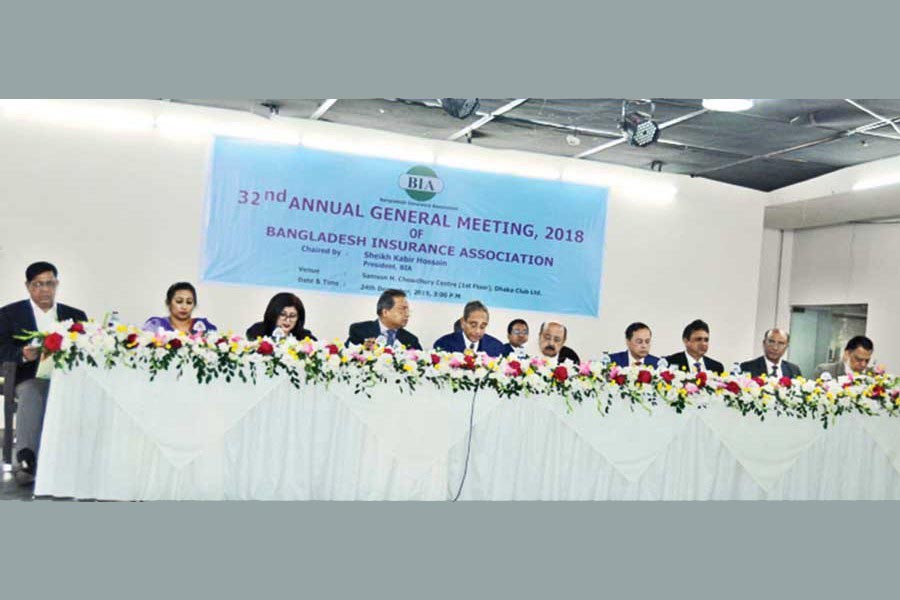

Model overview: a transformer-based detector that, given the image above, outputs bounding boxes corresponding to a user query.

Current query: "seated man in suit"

[538,322,580,364]
[740,328,801,379]
[502,318,529,358]
[665,319,725,374]
[346,288,422,350]
[0,261,88,484]
[813,335,874,379]
[608,322,659,368]
[433,300,505,356]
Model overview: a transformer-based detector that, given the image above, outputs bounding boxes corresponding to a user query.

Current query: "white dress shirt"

[30,299,58,332]
[463,334,479,351]
[685,352,705,373]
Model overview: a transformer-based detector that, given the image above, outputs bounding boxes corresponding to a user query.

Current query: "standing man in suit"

[665,319,725,374]
[813,335,874,378]
[346,288,422,350]
[433,300,505,356]
[0,261,88,483]
[608,322,660,368]
[740,328,801,378]
[502,318,529,358]
[538,322,580,364]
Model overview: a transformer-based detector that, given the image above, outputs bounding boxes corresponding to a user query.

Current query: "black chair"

[1,361,16,466]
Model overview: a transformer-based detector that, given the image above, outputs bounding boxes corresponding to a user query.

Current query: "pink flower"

[578,362,593,376]
[530,357,546,367]
[405,350,420,362]
[609,365,621,379]
[448,357,463,368]
[301,342,315,355]
[684,382,699,394]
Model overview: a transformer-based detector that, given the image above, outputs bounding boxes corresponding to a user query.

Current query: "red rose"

[872,385,885,398]
[508,360,522,376]
[637,369,652,384]
[68,322,85,334]
[326,344,339,355]
[430,353,441,366]
[383,347,394,355]
[614,374,626,386]
[696,371,708,386]
[660,370,675,384]
[463,355,476,370]
[553,365,569,382]
[43,332,63,352]
[257,341,274,355]
[125,333,139,347]
[779,376,792,387]
[752,377,765,387]
[726,381,741,395]
[216,337,229,346]
[169,338,183,350]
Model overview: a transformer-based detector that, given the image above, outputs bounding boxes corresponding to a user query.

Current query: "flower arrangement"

[22,321,900,428]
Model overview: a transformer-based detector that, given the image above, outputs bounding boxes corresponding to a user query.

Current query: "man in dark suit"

[608,322,660,368]
[346,288,422,350]
[433,300,505,356]
[665,319,725,374]
[0,261,88,483]
[501,318,529,358]
[740,328,801,379]
[813,335,874,379]
[538,322,581,364]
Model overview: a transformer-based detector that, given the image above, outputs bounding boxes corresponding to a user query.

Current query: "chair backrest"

[1,361,15,403]
[2,361,17,464]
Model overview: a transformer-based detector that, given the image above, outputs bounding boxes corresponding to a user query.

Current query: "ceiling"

[170,99,900,192]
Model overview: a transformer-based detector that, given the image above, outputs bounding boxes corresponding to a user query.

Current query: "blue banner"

[203,138,608,316]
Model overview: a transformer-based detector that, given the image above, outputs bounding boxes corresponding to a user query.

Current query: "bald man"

[739,328,802,378]
[539,322,580,364]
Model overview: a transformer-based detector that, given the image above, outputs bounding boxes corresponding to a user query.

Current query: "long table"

[35,366,900,500]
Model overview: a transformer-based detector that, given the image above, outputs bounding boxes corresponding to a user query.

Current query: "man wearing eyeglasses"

[502,319,529,358]
[739,328,801,379]
[538,322,580,364]
[0,261,87,484]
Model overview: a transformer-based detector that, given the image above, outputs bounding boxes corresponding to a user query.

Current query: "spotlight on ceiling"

[702,99,754,112]
[620,100,660,147]
[440,98,480,119]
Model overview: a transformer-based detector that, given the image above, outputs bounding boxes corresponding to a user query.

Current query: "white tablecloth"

[35,367,900,500]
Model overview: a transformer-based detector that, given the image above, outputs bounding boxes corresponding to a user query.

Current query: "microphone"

[272,328,286,342]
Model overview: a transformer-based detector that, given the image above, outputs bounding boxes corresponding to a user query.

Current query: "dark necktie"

[386,330,396,346]
[469,342,476,351]
[634,360,643,367]
[694,361,702,373]
[770,364,778,377]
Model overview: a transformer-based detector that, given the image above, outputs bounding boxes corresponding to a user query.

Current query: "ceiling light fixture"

[440,98,480,119]
[702,99,754,112]
[620,100,660,147]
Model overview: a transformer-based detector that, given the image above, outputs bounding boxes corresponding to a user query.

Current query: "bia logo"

[398,166,444,201]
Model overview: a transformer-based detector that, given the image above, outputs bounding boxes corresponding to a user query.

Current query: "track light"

[440,98,480,119]
[620,100,660,147]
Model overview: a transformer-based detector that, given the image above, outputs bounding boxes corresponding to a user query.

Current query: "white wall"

[787,223,900,368]
[0,100,767,364]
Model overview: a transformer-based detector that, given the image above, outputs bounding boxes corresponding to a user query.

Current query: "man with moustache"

[538,321,580,364]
